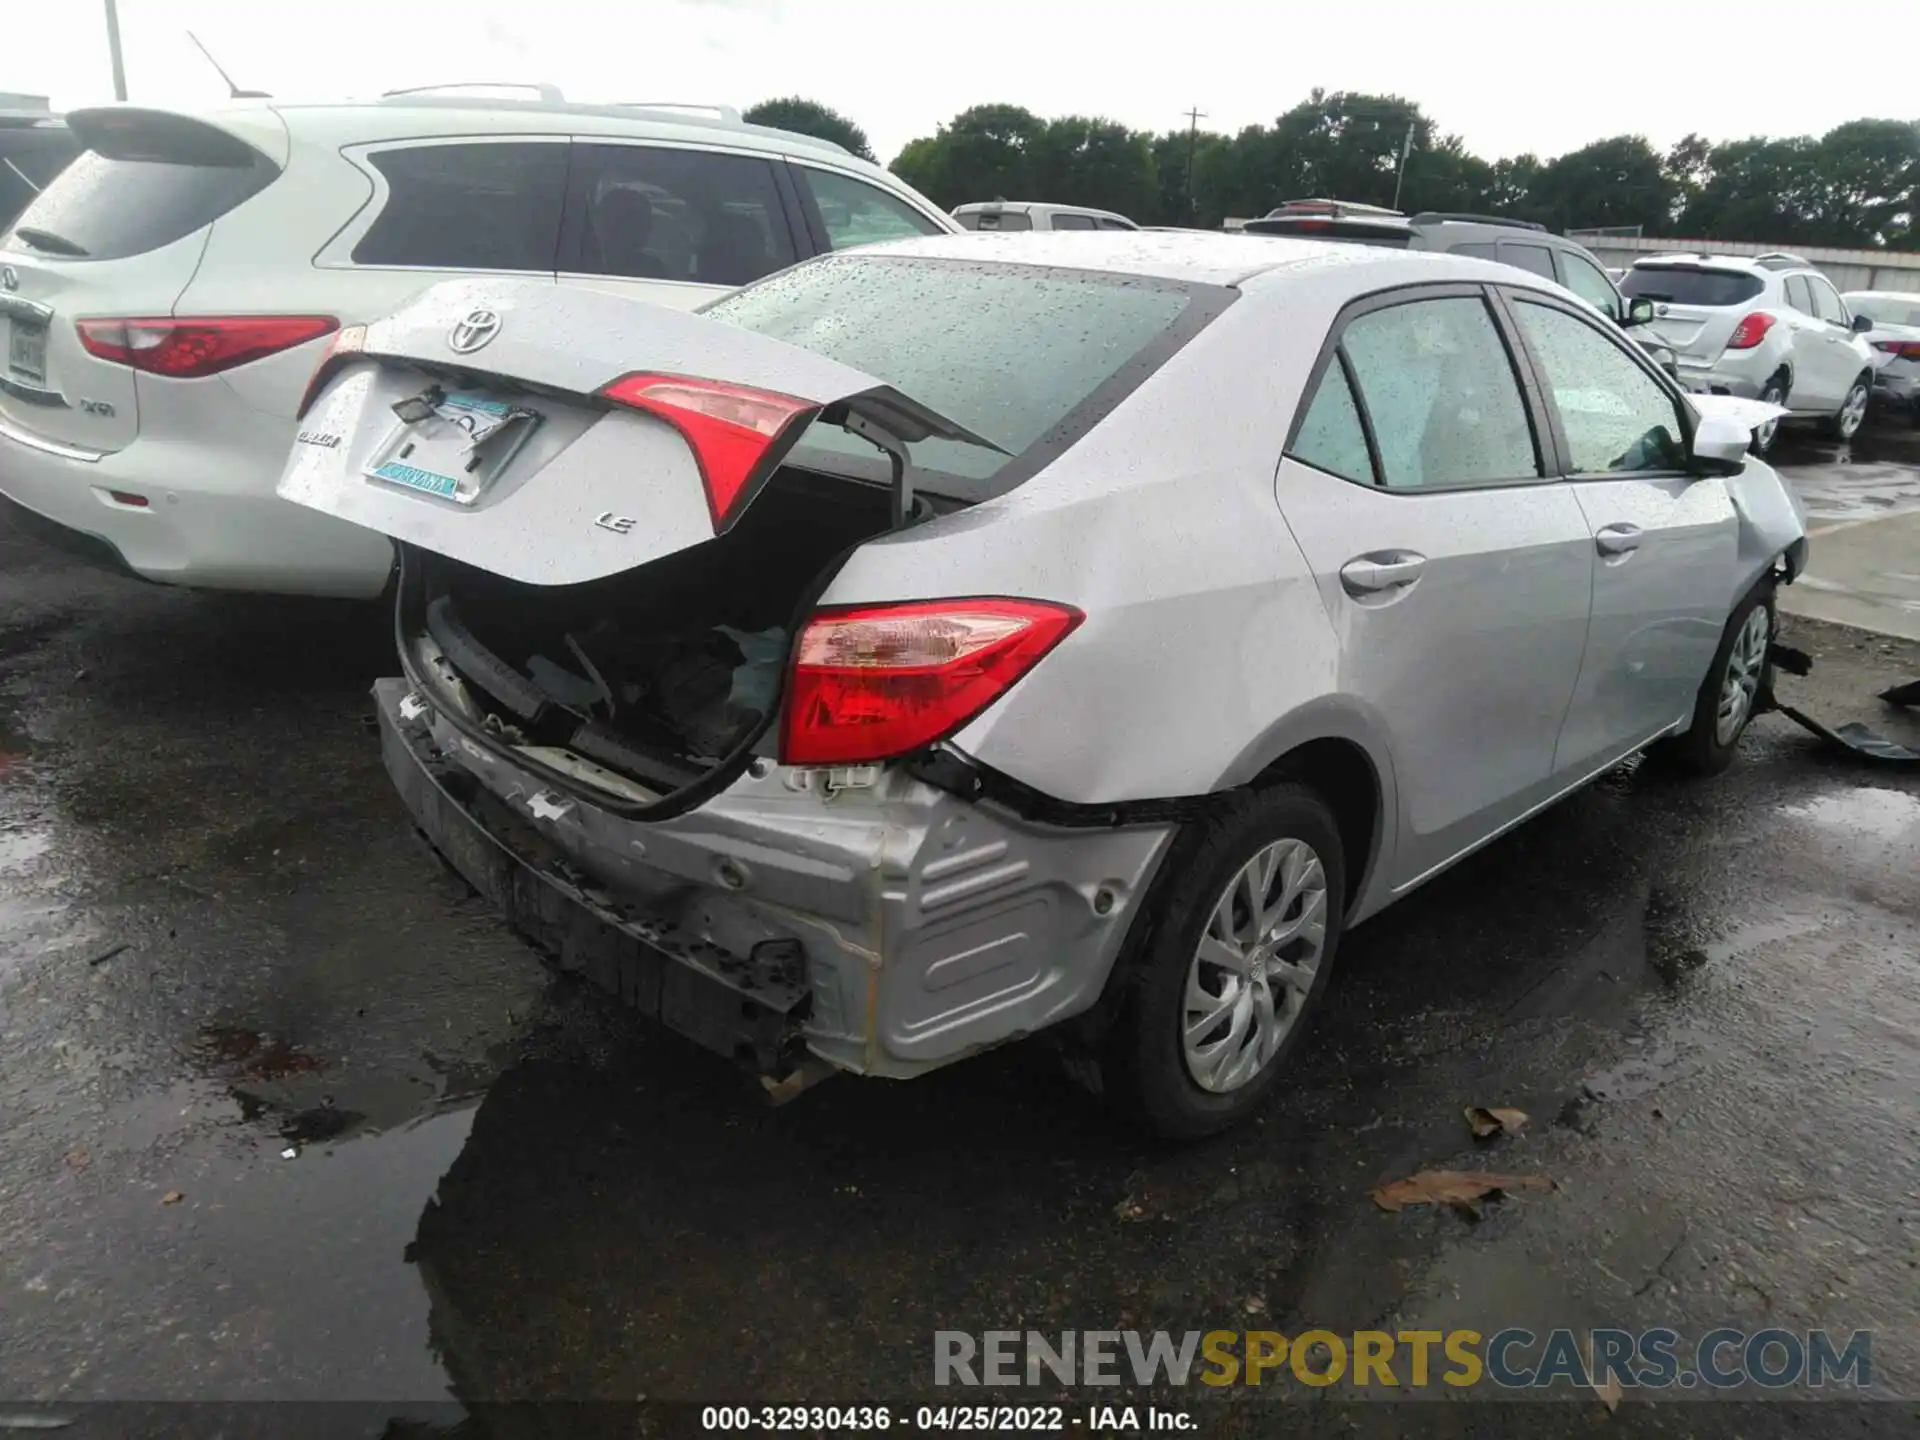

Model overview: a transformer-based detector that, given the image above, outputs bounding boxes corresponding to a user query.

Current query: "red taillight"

[780,598,1083,767]
[1726,312,1776,350]
[599,372,816,532]
[1874,339,1920,361]
[75,315,338,379]
[295,324,367,418]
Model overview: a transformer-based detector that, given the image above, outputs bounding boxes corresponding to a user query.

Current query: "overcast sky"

[8,0,1894,166]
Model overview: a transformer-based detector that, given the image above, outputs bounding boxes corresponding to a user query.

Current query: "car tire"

[1750,374,1789,456]
[1655,575,1776,777]
[1101,784,1346,1140]
[1823,374,1872,441]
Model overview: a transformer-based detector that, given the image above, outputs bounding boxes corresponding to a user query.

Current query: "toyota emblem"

[448,308,501,355]
[0,266,17,293]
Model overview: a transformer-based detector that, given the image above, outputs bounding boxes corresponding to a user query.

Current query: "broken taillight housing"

[294,323,368,418]
[1725,312,1776,350]
[77,315,339,379]
[780,598,1083,767]
[599,372,816,532]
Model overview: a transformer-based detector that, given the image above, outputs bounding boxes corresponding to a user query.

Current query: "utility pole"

[103,0,129,100]
[1390,121,1414,210]
[1183,106,1207,224]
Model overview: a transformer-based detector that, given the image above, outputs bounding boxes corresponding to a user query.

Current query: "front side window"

[1806,276,1847,325]
[1288,359,1374,484]
[1513,300,1686,474]
[354,142,565,271]
[1557,252,1622,320]
[1339,295,1539,489]
[564,143,796,287]
[797,167,941,251]
[1095,216,1135,231]
[1050,212,1097,230]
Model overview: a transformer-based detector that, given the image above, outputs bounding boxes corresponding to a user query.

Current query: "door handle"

[1339,552,1426,597]
[1595,522,1642,557]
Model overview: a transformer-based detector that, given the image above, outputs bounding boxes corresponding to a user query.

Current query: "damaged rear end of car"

[281,271,1185,1088]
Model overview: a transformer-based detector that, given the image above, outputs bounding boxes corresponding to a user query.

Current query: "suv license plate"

[7,320,48,387]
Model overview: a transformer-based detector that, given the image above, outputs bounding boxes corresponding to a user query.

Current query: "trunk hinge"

[838,410,923,530]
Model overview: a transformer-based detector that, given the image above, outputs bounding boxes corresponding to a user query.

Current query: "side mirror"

[1623,297,1656,328]
[1689,412,1751,477]
[1851,313,1874,333]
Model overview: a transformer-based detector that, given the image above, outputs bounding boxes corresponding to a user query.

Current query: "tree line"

[744,93,1920,251]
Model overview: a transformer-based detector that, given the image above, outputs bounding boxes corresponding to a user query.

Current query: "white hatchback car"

[284,233,1808,1137]
[0,90,954,595]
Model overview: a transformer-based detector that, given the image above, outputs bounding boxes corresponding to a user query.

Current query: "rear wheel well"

[1255,738,1379,909]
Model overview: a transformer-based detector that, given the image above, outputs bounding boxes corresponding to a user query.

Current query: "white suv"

[1620,252,1878,454]
[0,90,955,596]
[952,201,1139,232]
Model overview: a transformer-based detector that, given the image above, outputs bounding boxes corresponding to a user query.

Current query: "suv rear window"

[354,142,566,272]
[1621,266,1764,307]
[3,130,275,261]
[958,211,1033,231]
[702,254,1232,499]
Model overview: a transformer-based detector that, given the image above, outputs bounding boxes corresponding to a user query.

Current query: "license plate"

[7,320,47,387]
[365,390,541,505]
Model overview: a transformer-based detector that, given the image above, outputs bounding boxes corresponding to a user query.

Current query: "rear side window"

[562,143,796,287]
[1449,241,1497,259]
[703,254,1230,498]
[355,142,565,271]
[1050,213,1097,230]
[1339,295,1539,489]
[795,166,940,251]
[1621,266,1764,307]
[4,135,275,261]
[1289,360,1374,484]
[1096,216,1134,231]
[1498,242,1556,278]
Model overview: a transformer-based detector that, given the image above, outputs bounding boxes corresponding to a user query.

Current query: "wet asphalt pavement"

[1,434,1918,1438]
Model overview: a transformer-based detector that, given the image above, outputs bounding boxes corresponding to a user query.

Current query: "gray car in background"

[280,234,1807,1138]
[1844,289,1920,421]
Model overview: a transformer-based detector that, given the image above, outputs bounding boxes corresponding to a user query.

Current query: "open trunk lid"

[0,106,283,455]
[281,277,998,587]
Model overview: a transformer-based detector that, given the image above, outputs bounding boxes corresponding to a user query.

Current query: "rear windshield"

[2,144,276,261]
[701,254,1232,499]
[1845,294,1920,329]
[1621,266,1763,307]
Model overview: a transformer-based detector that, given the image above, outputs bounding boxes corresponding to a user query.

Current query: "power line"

[1184,106,1207,224]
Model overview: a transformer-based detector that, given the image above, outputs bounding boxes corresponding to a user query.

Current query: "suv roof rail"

[1409,211,1548,233]
[381,81,568,103]
[611,101,744,124]
[1753,251,1811,270]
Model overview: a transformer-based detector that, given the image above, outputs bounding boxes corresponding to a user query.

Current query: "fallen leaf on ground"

[1593,1373,1623,1413]
[160,1191,183,1206]
[1465,1106,1530,1139]
[1370,1170,1554,1214]
[64,1148,89,1170]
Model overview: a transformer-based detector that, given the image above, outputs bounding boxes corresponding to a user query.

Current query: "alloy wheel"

[1836,382,1869,440]
[1754,383,1785,452]
[1182,838,1328,1093]
[1715,604,1771,746]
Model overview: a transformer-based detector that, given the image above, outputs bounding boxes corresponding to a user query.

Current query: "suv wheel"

[1103,784,1346,1140]
[1825,375,1871,442]
[1751,375,1788,455]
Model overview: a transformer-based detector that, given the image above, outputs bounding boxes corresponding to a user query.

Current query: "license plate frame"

[7,319,48,388]
[364,389,542,506]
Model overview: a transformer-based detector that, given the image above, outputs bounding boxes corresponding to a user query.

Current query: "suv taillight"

[76,316,338,378]
[1726,312,1776,350]
[780,598,1083,767]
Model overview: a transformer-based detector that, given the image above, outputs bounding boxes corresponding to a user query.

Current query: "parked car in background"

[0,97,78,228]
[284,232,1806,1137]
[1621,253,1878,453]
[1241,200,1676,376]
[0,89,953,597]
[1843,289,1920,422]
[952,200,1138,232]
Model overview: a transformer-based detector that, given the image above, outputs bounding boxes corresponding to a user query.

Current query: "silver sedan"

[281,232,1810,1137]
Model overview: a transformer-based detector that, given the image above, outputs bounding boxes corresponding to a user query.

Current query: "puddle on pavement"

[1778,786,1920,841]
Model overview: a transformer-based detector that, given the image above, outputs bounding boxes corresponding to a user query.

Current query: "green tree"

[1676,137,1824,244]
[888,104,1047,209]
[742,97,875,163]
[1803,119,1920,246]
[1526,135,1675,234]
[1033,116,1157,221]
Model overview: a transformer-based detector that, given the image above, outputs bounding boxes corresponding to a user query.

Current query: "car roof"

[829,229,1516,288]
[952,200,1131,221]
